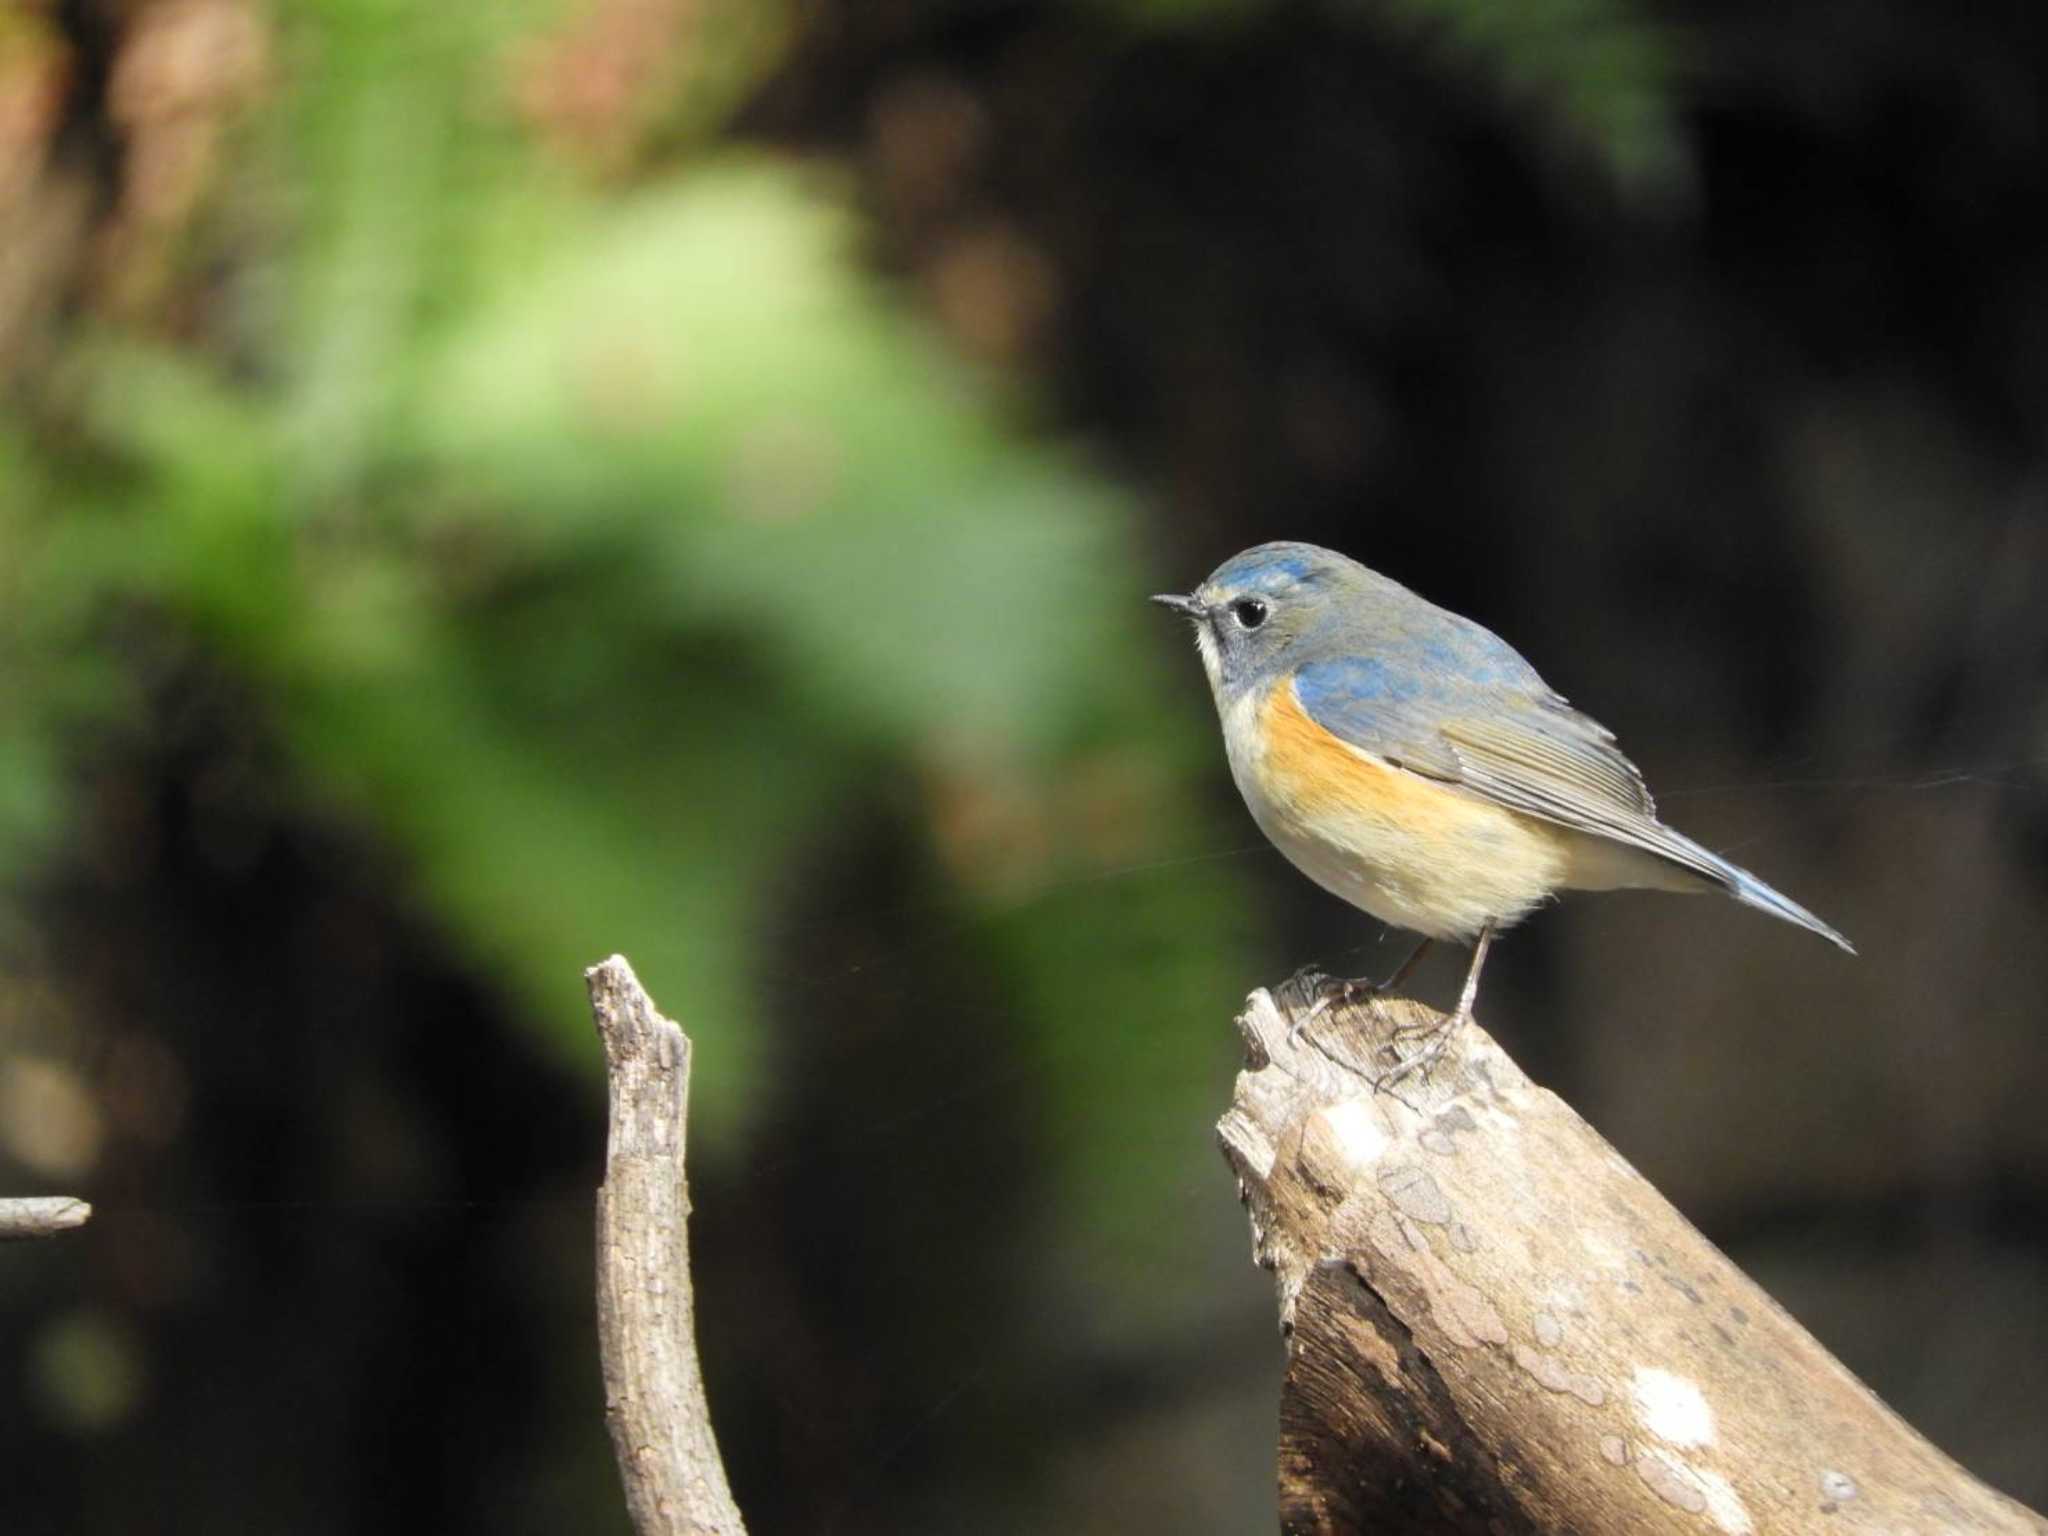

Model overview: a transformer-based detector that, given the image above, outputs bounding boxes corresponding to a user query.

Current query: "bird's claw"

[1370,1009,1469,1093]
[1283,967,1378,1042]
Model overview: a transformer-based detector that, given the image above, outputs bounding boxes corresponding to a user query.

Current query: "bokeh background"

[4,0,2046,1530]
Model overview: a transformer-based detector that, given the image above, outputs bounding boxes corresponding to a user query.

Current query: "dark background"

[3,0,2045,1530]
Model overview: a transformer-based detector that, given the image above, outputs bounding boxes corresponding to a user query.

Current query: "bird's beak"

[1150,592,1202,618]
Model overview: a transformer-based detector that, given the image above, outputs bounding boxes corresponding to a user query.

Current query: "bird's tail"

[1664,831,1855,954]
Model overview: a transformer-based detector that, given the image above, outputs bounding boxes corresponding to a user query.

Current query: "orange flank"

[1243,679,1573,939]
[1258,680,1477,827]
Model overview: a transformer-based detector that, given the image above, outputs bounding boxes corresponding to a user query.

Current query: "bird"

[1153,540,1851,1076]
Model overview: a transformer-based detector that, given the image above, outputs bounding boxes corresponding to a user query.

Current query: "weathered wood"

[587,955,748,1536]
[1218,982,2048,1536]
[0,1196,91,1241]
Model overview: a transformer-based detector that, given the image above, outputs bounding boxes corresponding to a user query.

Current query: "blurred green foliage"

[0,0,1269,1260]
[0,0,1695,1236]
[0,0,1700,1247]
[0,0,1694,1312]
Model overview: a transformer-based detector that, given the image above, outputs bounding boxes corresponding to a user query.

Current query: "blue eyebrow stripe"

[1246,553,1313,581]
[1213,546,1315,586]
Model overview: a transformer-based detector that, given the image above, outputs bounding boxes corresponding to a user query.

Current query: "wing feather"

[1292,658,1729,886]
[1440,706,1653,817]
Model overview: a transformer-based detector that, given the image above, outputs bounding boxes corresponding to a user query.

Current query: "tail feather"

[1663,830,1855,954]
[1725,865,1855,953]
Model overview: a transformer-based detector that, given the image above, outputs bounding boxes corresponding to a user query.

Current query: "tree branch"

[587,955,748,1536]
[1217,982,2048,1535]
[0,1196,92,1241]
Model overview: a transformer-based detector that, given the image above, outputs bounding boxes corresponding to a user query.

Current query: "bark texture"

[588,955,748,1536]
[1217,982,2048,1536]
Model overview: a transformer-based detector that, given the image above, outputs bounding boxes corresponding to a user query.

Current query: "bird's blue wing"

[1291,649,1739,884]
[1291,638,1853,951]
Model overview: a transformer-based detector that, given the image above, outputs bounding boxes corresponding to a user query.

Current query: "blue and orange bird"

[1154,542,1851,1066]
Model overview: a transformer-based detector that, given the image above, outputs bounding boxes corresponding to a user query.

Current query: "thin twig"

[0,1196,92,1241]
[587,955,747,1536]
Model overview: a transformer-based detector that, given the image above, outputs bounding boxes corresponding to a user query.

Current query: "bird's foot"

[1283,934,1439,1038]
[1278,963,1336,1011]
[1371,1008,1470,1093]
[1283,966,1380,1042]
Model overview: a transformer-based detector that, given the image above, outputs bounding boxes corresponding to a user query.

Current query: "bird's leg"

[1331,936,1434,1010]
[1372,936,1434,996]
[1450,922,1492,1022]
[1376,924,1493,1090]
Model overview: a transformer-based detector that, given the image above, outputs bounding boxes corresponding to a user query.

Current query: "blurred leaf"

[407,160,1260,1183]
[11,158,1258,1216]
[2,0,1264,1272]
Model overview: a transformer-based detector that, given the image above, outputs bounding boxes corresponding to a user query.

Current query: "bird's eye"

[1231,599,1269,630]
